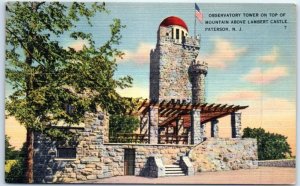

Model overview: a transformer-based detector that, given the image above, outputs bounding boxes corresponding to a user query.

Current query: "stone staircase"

[164,163,185,177]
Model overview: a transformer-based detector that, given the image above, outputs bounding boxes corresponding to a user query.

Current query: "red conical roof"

[159,16,188,31]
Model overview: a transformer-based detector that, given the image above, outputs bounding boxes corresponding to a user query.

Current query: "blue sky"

[97,3,296,103]
[6,3,296,103]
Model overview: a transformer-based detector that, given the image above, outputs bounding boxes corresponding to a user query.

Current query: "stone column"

[149,106,159,144]
[178,118,184,135]
[210,119,219,138]
[231,112,242,138]
[101,112,109,143]
[140,113,149,135]
[190,109,202,144]
[187,128,192,145]
[200,123,206,140]
[211,119,219,138]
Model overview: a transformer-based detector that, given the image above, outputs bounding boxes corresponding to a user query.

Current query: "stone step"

[165,167,182,171]
[165,170,184,174]
[164,163,186,177]
[165,164,180,168]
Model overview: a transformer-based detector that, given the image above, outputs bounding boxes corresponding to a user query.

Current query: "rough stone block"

[80,157,100,163]
[86,175,97,180]
[70,173,76,178]
[65,168,73,173]
[86,164,96,168]
[103,158,113,163]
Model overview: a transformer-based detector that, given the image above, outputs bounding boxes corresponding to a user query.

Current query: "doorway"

[124,149,135,175]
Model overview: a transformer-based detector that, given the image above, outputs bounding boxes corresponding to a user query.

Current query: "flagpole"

[194,4,196,37]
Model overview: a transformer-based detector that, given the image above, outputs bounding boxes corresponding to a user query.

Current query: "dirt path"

[75,167,296,184]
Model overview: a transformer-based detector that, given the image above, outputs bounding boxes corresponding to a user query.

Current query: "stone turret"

[150,16,200,102]
[188,56,208,104]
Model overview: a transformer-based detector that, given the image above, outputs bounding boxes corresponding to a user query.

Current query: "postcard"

[5,2,296,184]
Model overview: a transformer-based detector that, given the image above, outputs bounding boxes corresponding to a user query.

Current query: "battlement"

[159,35,200,48]
[189,61,208,76]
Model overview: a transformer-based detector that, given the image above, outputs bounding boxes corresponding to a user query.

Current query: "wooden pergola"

[109,98,248,144]
[126,98,248,127]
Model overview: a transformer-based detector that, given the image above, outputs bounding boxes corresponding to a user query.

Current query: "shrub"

[5,159,26,183]
[242,127,292,160]
[109,114,139,137]
[5,142,27,183]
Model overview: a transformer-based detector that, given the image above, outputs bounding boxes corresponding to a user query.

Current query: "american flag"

[195,3,203,23]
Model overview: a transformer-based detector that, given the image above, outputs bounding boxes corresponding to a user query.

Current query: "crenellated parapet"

[158,35,200,49]
[189,60,208,76]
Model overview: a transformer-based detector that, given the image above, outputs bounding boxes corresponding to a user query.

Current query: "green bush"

[5,159,26,183]
[109,114,139,137]
[5,141,27,183]
[242,127,292,160]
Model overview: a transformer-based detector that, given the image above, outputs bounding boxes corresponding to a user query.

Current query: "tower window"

[171,28,174,39]
[176,29,179,39]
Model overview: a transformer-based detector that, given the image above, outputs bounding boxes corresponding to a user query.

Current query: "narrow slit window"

[176,29,179,39]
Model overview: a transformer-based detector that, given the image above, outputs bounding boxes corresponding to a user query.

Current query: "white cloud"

[66,39,90,51]
[216,90,262,103]
[258,47,279,63]
[120,43,155,64]
[204,38,247,69]
[243,67,288,84]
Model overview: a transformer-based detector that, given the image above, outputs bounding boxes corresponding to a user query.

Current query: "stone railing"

[158,134,188,144]
[179,156,194,176]
[258,159,296,167]
[144,156,165,178]
[109,133,149,143]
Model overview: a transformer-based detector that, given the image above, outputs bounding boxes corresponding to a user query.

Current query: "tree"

[109,114,139,140]
[242,127,292,160]
[6,2,134,183]
[5,135,19,160]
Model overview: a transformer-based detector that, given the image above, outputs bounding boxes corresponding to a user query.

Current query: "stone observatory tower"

[150,16,202,102]
[188,56,208,104]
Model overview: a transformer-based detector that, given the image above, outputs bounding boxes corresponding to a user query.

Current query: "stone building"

[33,16,258,183]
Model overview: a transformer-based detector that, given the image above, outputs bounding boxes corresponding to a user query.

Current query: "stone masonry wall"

[33,112,110,183]
[107,144,191,177]
[33,111,192,183]
[150,29,200,101]
[34,112,258,183]
[188,138,258,172]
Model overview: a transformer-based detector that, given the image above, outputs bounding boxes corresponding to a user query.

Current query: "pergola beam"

[126,98,248,124]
